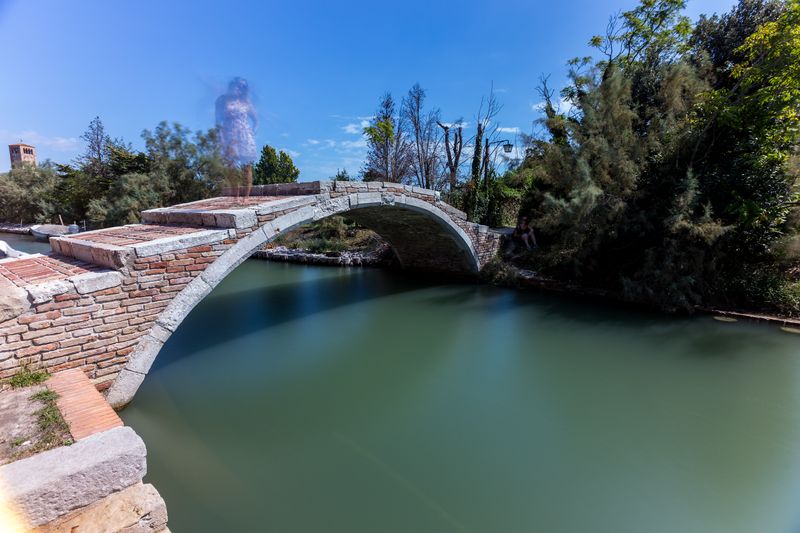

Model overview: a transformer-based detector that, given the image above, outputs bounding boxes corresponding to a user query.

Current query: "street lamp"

[489,139,514,154]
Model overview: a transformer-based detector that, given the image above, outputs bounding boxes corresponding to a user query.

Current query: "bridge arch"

[0,181,502,407]
[105,189,483,406]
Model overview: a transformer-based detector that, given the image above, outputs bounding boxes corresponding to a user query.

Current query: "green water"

[0,232,51,255]
[120,260,800,533]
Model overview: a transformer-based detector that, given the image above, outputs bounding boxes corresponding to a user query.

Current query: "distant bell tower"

[9,142,37,168]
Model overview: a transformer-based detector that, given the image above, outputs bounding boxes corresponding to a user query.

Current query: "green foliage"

[519,0,800,313]
[142,122,226,205]
[331,169,353,181]
[363,118,394,147]
[362,93,412,182]
[9,367,49,389]
[253,144,299,184]
[0,118,226,228]
[26,388,72,456]
[0,164,59,223]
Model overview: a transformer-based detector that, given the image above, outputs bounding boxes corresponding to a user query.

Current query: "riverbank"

[252,244,395,268]
[252,243,800,329]
[0,224,32,235]
[491,262,800,329]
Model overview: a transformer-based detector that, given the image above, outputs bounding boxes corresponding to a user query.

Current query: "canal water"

[0,232,51,255]
[113,260,798,532]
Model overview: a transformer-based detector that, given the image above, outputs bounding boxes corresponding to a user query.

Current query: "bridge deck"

[168,195,289,211]
[0,254,99,288]
[71,224,205,246]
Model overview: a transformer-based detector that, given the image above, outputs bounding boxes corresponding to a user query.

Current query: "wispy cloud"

[0,130,80,152]
[342,119,370,135]
[496,126,520,134]
[531,97,574,115]
[307,139,320,145]
[339,138,367,150]
[280,148,301,158]
[439,121,470,129]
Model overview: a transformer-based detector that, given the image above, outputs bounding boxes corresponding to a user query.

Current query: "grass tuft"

[12,388,72,459]
[9,367,50,389]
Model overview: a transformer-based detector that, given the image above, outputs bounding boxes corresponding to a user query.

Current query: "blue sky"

[0,0,737,177]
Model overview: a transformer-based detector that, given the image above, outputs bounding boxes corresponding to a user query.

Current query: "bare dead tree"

[437,119,464,192]
[471,87,502,186]
[402,84,442,189]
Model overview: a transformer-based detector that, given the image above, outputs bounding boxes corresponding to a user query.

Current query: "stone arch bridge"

[0,181,502,407]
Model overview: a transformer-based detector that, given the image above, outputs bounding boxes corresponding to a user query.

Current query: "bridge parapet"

[0,181,503,404]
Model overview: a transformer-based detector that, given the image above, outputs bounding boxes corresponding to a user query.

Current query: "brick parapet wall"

[0,240,236,390]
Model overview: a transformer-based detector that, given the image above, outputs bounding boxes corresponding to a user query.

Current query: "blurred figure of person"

[513,216,537,251]
[216,77,258,200]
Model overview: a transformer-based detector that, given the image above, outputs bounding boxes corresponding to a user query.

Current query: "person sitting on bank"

[513,216,538,251]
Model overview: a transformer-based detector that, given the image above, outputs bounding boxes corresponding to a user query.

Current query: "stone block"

[105,369,146,409]
[0,284,31,323]
[71,272,123,295]
[0,426,147,527]
[131,229,232,258]
[32,482,167,533]
[25,280,73,305]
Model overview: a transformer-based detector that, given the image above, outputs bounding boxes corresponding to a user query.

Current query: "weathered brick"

[66,319,103,333]
[42,345,81,360]
[103,314,131,324]
[0,324,27,336]
[32,332,69,345]
[54,292,81,302]
[59,335,96,348]
[53,314,91,327]
[63,305,101,316]
[22,327,65,341]
[17,343,58,357]
[18,311,60,325]
[94,322,126,333]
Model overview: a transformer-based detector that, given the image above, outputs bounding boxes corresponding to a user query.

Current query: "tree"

[437,120,465,191]
[0,163,59,224]
[362,93,412,182]
[253,145,300,184]
[331,169,353,181]
[142,122,225,204]
[402,84,442,189]
[465,89,502,222]
[517,0,800,313]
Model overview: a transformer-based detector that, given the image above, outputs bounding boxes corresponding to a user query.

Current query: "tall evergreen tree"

[252,145,299,184]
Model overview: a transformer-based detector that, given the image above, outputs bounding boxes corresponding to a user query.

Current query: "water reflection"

[122,260,800,533]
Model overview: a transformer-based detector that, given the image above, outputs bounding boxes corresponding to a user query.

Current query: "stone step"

[47,369,123,440]
[50,224,233,270]
[141,194,317,228]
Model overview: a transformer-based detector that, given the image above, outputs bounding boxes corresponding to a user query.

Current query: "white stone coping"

[0,426,147,527]
[142,195,322,229]
[130,228,234,258]
[50,235,132,270]
[51,226,234,267]
[142,206,259,229]
[3,269,123,306]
